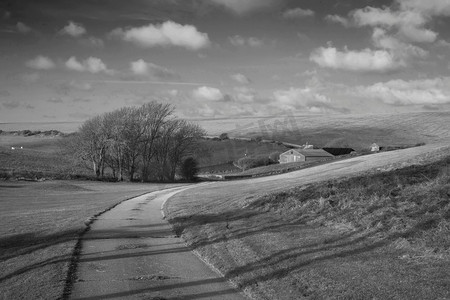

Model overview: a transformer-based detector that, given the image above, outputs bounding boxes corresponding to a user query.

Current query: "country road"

[70,186,248,300]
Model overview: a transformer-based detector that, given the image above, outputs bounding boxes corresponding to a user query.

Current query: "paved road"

[70,186,247,300]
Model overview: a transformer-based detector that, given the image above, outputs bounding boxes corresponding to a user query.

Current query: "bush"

[237,155,273,171]
[269,151,281,163]
[181,157,199,181]
[219,133,229,140]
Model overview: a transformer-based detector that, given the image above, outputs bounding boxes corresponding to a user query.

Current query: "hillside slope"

[198,111,450,150]
[166,142,450,299]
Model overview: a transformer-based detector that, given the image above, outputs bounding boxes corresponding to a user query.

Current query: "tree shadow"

[0,229,80,261]
[73,277,241,300]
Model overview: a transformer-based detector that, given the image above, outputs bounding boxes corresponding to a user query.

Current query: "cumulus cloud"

[111,21,210,51]
[398,0,450,17]
[324,15,350,27]
[350,4,439,43]
[229,35,263,47]
[130,59,178,79]
[65,56,113,75]
[282,8,315,19]
[310,46,402,73]
[26,55,56,70]
[371,28,428,59]
[193,86,224,101]
[209,0,277,15]
[354,77,450,105]
[273,87,349,113]
[234,86,257,103]
[273,87,332,111]
[231,73,251,85]
[16,22,31,34]
[60,21,86,37]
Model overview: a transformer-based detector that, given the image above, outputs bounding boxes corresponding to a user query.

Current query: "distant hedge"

[237,155,274,171]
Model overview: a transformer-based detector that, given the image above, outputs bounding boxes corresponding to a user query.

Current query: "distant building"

[279,149,334,164]
[371,143,380,152]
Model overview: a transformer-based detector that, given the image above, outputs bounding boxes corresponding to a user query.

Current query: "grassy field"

[0,134,91,180]
[198,138,288,167]
[0,181,183,299]
[166,146,450,299]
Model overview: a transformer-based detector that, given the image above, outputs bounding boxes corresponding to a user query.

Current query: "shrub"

[181,157,199,181]
[237,155,273,171]
[219,132,229,140]
[269,151,282,163]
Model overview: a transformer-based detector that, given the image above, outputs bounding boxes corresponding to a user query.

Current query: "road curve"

[70,185,247,300]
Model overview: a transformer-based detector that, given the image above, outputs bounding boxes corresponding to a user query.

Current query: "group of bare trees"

[66,102,205,182]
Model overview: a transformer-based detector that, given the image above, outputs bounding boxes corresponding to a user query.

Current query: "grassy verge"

[0,181,182,299]
[167,156,450,299]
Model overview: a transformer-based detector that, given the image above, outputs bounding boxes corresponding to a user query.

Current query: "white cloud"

[310,46,402,73]
[371,28,428,59]
[60,21,86,37]
[193,86,224,101]
[65,56,113,74]
[234,86,257,103]
[350,5,438,43]
[354,77,450,105]
[209,0,277,15]
[229,35,263,47]
[26,55,56,70]
[130,59,178,79]
[397,0,450,17]
[282,8,315,19]
[16,22,31,33]
[273,87,330,110]
[324,15,350,27]
[231,73,251,85]
[437,39,450,48]
[111,21,210,51]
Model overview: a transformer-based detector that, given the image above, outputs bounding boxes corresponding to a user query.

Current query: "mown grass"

[0,181,182,299]
[167,154,450,299]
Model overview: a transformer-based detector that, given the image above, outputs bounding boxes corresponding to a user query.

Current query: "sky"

[0,0,450,123]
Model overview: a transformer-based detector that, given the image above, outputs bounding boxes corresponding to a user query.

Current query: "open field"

[198,138,288,169]
[0,181,184,299]
[166,143,450,299]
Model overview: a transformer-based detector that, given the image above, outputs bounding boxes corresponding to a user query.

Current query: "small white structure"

[303,142,314,149]
[371,143,380,152]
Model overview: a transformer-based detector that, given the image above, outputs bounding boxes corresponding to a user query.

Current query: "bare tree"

[72,101,207,182]
[139,102,174,182]
[77,115,110,178]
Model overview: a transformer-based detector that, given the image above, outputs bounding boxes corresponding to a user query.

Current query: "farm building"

[279,149,334,164]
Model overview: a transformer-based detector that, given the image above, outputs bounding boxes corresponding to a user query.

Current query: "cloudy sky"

[1,0,450,122]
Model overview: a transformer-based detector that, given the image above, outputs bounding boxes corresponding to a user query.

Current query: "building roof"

[280,149,334,158]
